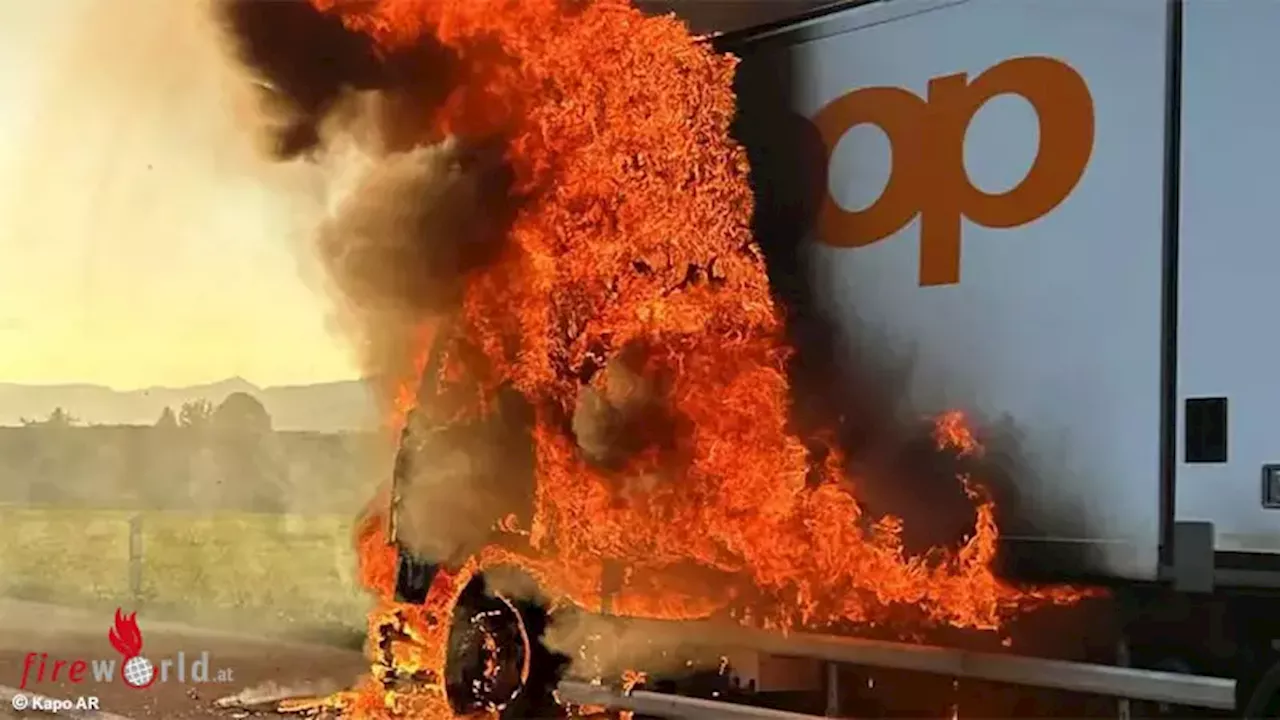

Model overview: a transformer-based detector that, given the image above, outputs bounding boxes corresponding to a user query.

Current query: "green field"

[0,505,369,636]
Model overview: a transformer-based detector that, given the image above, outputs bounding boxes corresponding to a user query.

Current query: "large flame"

[289,1,1094,717]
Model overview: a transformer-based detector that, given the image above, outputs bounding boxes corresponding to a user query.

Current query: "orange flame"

[389,322,440,432]
[620,669,647,694]
[298,1,1098,717]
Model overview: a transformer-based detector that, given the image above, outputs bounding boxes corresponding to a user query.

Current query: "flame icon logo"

[108,609,156,690]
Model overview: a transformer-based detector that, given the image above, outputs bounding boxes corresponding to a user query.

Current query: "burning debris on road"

[212,0,1096,717]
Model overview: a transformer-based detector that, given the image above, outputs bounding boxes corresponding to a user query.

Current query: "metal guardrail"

[557,681,829,720]
[565,615,1237,710]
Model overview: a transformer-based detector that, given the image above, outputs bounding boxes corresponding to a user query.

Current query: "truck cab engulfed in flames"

[231,0,1280,716]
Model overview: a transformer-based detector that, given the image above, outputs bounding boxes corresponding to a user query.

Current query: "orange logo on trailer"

[812,56,1095,286]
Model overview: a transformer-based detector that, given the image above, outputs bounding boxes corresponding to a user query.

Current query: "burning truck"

[216,0,1280,718]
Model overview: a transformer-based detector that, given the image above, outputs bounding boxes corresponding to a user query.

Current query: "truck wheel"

[445,573,568,719]
[1241,657,1280,720]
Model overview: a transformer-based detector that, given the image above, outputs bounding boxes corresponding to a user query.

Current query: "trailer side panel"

[732,0,1171,581]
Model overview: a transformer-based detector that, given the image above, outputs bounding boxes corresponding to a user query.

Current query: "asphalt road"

[0,599,367,719]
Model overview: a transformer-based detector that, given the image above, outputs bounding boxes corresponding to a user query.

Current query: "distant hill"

[0,377,381,432]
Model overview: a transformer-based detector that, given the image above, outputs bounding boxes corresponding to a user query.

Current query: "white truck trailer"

[700,0,1279,714]
[386,1,1280,716]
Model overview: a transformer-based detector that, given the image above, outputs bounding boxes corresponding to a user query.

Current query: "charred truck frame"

[387,1,1280,717]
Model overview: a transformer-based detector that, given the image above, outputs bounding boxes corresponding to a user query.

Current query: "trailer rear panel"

[1177,1,1280,575]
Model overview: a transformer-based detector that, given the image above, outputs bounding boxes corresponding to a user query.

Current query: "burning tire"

[445,573,567,718]
[1242,657,1280,720]
[444,578,530,715]
[375,557,566,718]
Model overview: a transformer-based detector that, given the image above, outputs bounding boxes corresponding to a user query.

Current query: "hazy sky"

[0,0,362,390]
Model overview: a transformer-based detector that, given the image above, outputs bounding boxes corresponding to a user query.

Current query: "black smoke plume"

[215,0,515,403]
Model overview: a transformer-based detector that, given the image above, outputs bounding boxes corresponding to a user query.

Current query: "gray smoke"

[311,129,510,405]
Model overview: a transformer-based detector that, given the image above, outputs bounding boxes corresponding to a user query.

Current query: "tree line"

[4,393,383,514]
[22,392,273,435]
